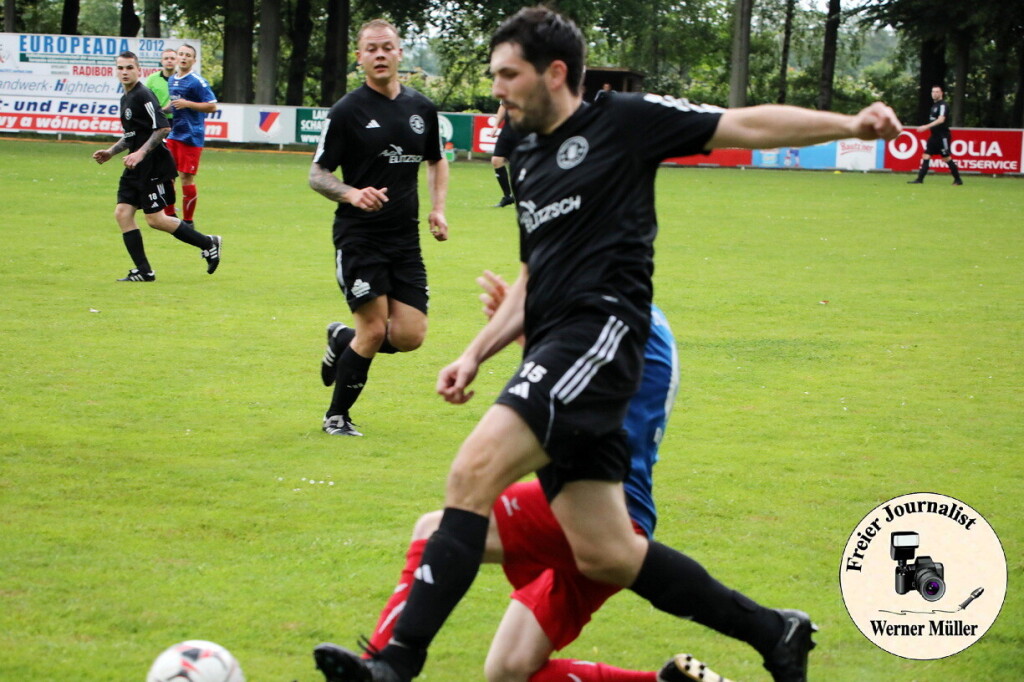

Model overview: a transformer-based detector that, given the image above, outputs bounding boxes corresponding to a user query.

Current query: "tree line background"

[3,0,1023,128]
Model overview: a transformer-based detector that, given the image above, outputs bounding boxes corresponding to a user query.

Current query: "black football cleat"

[657,653,735,682]
[321,322,356,386]
[952,179,963,186]
[314,643,401,682]
[117,269,155,282]
[493,195,515,207]
[323,413,363,437]
[906,179,923,184]
[763,609,818,682]
[202,235,221,274]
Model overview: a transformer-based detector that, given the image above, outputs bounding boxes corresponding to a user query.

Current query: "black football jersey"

[509,92,722,341]
[928,100,950,136]
[313,84,443,238]
[119,83,175,184]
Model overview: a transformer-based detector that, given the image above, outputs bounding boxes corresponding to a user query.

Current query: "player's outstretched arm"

[308,162,388,211]
[709,101,902,150]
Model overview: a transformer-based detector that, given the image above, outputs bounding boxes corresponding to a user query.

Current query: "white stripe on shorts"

[335,249,345,293]
[551,315,629,405]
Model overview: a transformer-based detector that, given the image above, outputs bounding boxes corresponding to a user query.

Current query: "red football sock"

[363,538,427,656]
[182,184,198,221]
[529,659,655,681]
[163,205,177,217]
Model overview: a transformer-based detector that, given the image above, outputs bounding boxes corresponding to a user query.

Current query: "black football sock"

[122,229,152,273]
[630,540,784,658]
[382,508,489,678]
[948,160,962,182]
[377,324,401,354]
[494,165,512,198]
[170,219,212,249]
[328,346,372,416]
[916,159,930,182]
[378,336,400,354]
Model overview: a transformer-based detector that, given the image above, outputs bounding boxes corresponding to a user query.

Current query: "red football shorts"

[165,138,203,175]
[492,480,643,650]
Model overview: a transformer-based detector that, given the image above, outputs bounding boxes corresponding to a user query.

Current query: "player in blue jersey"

[319,272,729,682]
[166,44,218,223]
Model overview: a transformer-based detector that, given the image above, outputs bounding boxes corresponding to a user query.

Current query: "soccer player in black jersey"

[310,20,449,437]
[908,85,963,185]
[92,52,221,282]
[490,104,519,207]
[313,8,901,682]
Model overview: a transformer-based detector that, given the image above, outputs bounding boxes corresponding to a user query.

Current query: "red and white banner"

[0,95,238,140]
[885,128,1023,175]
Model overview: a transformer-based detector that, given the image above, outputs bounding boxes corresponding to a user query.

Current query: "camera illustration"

[891,531,946,601]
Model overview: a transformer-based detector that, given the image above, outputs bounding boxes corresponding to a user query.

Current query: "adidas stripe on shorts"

[495,310,645,500]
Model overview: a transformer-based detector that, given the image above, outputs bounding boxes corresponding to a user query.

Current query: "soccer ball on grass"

[146,640,245,682]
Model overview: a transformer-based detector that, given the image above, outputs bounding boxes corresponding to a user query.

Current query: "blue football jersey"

[622,304,679,538]
[168,71,217,146]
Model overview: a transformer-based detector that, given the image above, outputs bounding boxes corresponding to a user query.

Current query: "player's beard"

[509,79,555,135]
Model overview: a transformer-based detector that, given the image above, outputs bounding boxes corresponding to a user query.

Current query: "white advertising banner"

[0,33,202,101]
[835,139,877,170]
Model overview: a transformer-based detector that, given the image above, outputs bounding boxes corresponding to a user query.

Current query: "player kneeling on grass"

[316,272,734,682]
[92,51,221,282]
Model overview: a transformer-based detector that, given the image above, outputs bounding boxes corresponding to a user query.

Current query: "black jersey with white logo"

[509,92,722,341]
[119,83,176,184]
[314,84,443,238]
[928,99,950,137]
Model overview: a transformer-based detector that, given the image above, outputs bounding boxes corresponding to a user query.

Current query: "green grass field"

[1,136,1022,681]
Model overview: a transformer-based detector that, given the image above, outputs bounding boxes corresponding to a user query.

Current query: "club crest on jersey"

[379,144,423,164]
[409,114,425,134]
[124,108,132,120]
[518,195,581,234]
[556,135,588,169]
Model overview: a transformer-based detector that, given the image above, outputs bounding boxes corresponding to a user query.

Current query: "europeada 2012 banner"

[0,32,202,135]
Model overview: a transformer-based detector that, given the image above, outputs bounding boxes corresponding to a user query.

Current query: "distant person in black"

[312,7,902,682]
[490,104,519,207]
[908,85,963,185]
[91,51,221,282]
[310,19,449,437]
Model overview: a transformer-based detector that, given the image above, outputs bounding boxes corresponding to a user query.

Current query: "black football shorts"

[117,174,176,214]
[496,312,644,500]
[925,134,951,157]
[334,238,429,314]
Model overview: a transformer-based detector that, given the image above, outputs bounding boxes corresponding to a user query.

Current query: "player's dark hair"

[490,7,586,96]
[118,51,139,65]
[179,44,197,57]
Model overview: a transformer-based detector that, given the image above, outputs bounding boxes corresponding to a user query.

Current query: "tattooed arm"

[309,162,388,212]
